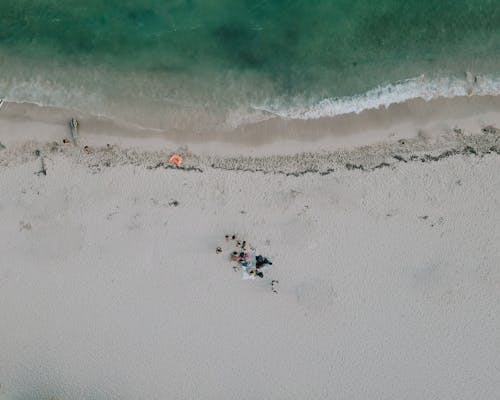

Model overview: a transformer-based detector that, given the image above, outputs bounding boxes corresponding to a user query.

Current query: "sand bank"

[1,96,500,399]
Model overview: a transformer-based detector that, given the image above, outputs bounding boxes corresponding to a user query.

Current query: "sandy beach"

[1,99,500,399]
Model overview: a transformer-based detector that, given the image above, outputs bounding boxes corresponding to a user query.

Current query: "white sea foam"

[0,75,103,113]
[255,74,500,121]
[3,71,500,133]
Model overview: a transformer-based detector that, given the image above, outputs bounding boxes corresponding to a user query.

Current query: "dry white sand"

[1,100,500,399]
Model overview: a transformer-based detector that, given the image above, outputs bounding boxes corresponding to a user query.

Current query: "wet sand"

[1,94,500,156]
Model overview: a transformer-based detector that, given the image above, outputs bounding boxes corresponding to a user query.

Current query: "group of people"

[219,234,273,280]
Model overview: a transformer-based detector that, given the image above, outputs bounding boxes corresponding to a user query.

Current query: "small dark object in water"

[231,235,236,240]
[256,271,264,278]
[168,200,179,207]
[216,247,222,254]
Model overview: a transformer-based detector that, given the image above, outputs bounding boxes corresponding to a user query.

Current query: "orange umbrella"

[169,154,183,167]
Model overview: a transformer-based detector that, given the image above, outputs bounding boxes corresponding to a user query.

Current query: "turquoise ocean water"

[1,0,499,132]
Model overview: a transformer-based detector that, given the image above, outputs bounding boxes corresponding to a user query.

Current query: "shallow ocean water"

[0,0,499,131]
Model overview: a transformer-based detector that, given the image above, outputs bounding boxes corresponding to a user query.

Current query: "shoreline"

[1,94,500,157]
[1,114,498,177]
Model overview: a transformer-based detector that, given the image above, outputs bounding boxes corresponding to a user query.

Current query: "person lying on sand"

[255,255,272,268]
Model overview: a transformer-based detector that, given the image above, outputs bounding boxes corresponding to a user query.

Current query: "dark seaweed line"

[20,142,500,178]
[147,162,204,173]
[207,145,500,176]
[208,163,323,177]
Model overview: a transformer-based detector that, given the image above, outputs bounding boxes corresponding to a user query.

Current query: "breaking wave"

[2,71,500,133]
[255,74,500,121]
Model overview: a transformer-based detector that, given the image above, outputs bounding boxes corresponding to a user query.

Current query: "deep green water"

[1,0,499,129]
